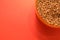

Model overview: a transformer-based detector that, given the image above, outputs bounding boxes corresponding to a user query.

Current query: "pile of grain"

[36,0,60,26]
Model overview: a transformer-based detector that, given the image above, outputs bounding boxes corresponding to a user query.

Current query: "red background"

[0,0,60,40]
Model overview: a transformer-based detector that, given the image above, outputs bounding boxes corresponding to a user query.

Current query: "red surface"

[0,0,60,40]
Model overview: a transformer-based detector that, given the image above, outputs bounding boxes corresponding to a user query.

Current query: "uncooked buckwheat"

[36,0,60,26]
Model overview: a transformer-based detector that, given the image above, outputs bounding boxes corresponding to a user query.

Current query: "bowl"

[35,0,60,28]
